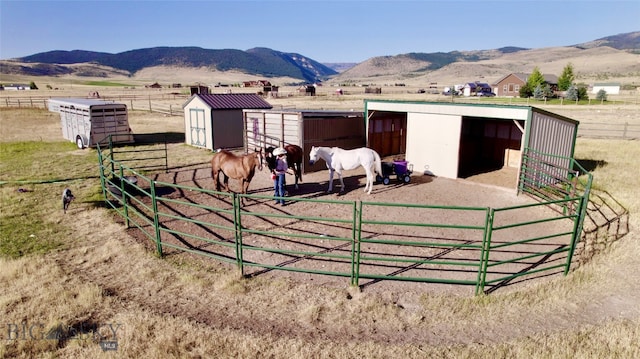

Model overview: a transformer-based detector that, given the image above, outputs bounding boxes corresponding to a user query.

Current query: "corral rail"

[96,136,593,295]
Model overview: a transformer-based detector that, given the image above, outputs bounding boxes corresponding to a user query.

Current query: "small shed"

[48,98,133,148]
[183,93,272,151]
[243,110,365,173]
[365,100,579,189]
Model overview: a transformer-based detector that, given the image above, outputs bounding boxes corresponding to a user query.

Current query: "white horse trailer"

[48,98,134,148]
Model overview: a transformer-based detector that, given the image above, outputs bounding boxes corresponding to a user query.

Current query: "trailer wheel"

[403,175,411,183]
[382,177,391,185]
[76,136,85,149]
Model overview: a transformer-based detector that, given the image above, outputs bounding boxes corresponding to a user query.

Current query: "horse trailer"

[48,98,134,148]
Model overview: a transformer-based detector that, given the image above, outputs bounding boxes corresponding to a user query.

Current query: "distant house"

[299,85,316,96]
[146,82,162,89]
[182,93,272,151]
[591,83,620,95]
[492,73,558,97]
[462,82,492,97]
[242,80,271,88]
[190,84,209,95]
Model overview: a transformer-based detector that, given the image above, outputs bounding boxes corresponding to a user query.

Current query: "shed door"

[368,114,406,157]
[189,109,206,147]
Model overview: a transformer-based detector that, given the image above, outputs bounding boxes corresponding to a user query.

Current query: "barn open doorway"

[458,117,524,178]
[367,111,407,158]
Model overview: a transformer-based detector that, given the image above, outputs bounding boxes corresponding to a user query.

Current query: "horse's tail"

[372,149,382,176]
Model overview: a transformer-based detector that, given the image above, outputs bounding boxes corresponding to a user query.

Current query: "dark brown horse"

[265,144,303,189]
[211,149,263,199]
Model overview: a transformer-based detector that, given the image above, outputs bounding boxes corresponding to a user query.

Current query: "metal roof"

[186,93,272,110]
[49,98,118,107]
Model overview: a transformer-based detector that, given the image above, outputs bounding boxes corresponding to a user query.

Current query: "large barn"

[242,109,365,173]
[364,100,579,189]
[183,93,272,151]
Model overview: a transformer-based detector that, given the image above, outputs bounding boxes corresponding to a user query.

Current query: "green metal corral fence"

[97,137,592,295]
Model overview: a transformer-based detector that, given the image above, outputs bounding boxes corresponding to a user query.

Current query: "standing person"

[272,147,288,205]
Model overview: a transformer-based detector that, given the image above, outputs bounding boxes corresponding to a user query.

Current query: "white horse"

[308,146,383,194]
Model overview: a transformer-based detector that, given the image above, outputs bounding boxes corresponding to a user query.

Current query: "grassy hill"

[1,31,638,87]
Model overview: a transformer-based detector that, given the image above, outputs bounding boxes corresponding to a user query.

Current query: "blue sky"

[1,0,638,63]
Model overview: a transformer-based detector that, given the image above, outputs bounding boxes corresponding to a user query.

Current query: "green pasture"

[0,141,102,258]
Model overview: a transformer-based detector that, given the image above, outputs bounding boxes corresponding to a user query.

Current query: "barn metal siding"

[527,110,577,168]
[524,110,578,186]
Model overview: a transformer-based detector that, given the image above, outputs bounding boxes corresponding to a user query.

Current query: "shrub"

[565,85,579,101]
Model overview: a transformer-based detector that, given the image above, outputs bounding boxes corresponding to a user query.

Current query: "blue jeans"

[274,173,286,204]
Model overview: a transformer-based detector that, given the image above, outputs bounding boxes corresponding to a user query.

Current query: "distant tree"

[29,81,38,90]
[526,67,545,90]
[533,84,553,100]
[565,85,579,101]
[557,63,575,91]
[533,85,544,99]
[519,83,533,98]
[577,86,589,100]
[542,83,554,98]
[596,89,608,101]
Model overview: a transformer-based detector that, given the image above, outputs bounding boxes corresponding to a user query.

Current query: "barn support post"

[475,208,494,295]
[350,201,363,287]
[150,180,163,257]
[119,164,130,228]
[109,135,115,175]
[233,194,245,277]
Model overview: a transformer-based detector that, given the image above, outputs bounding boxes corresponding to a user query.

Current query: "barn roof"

[185,93,272,110]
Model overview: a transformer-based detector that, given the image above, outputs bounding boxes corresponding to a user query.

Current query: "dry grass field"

[1,71,640,358]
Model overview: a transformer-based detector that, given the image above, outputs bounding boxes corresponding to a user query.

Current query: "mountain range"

[1,31,638,84]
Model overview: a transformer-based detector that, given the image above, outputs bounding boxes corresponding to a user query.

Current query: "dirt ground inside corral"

[121,160,574,297]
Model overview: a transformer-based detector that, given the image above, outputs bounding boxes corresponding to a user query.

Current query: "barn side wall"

[525,110,578,180]
[406,113,462,178]
[212,109,244,149]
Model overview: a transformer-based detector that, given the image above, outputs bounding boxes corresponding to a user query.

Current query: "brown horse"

[265,144,304,190]
[211,149,263,199]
